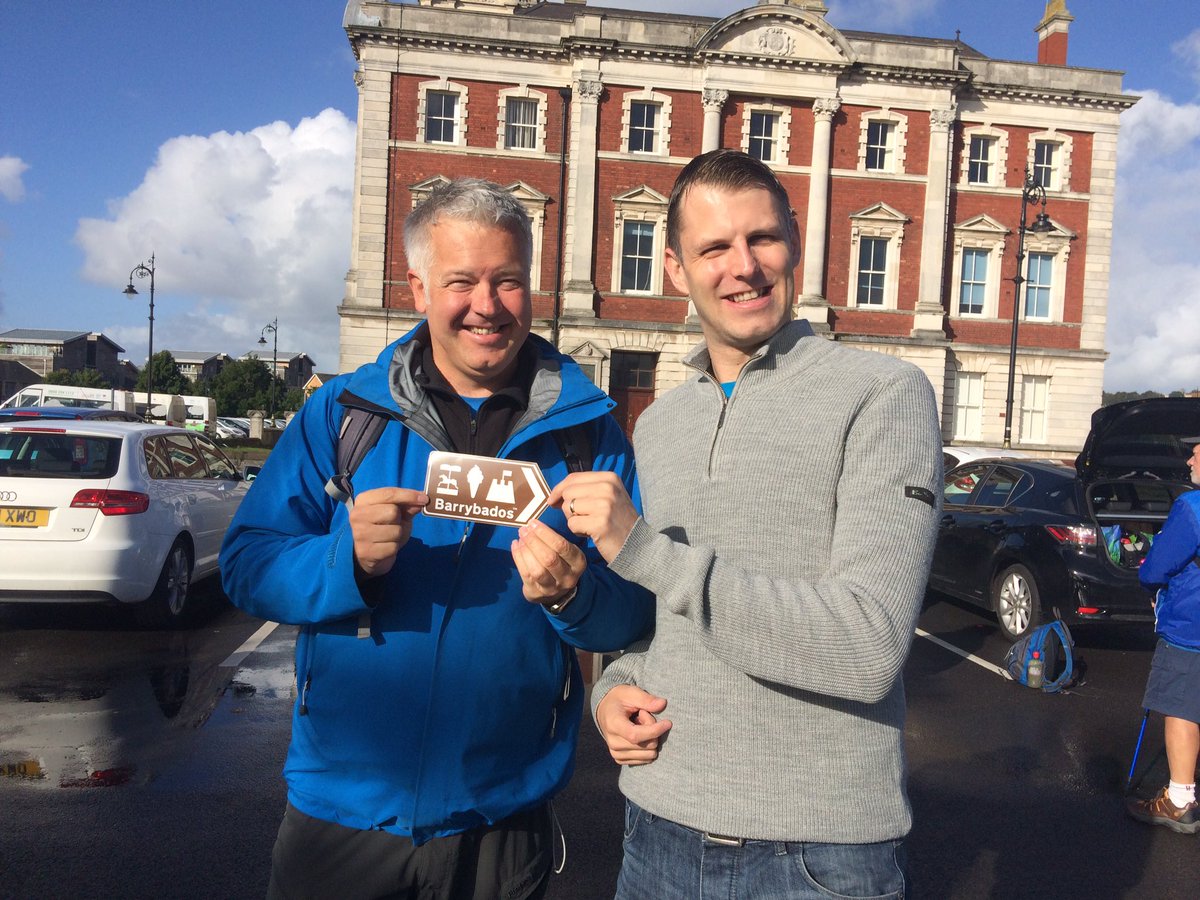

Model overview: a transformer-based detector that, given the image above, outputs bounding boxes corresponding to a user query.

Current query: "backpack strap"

[551,421,594,474]
[1042,620,1076,693]
[324,404,391,510]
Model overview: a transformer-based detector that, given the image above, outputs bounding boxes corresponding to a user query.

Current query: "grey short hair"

[404,178,533,285]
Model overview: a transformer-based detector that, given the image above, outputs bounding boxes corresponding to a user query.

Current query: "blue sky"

[1,0,1198,391]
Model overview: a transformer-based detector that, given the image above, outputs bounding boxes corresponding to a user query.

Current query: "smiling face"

[664,184,800,382]
[409,219,532,396]
[1190,444,1200,486]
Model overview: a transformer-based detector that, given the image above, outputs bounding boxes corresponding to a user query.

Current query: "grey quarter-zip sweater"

[593,319,943,844]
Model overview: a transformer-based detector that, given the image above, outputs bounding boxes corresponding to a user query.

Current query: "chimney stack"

[1036,0,1074,66]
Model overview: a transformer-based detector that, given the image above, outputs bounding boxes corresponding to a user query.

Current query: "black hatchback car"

[929,398,1200,640]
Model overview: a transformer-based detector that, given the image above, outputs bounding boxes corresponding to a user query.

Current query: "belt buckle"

[703,832,745,847]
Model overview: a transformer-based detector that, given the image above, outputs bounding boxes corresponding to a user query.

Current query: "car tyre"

[136,540,193,628]
[992,563,1041,642]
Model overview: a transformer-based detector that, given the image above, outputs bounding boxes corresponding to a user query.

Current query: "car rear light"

[70,489,150,516]
[12,426,67,433]
[1044,524,1097,549]
[1076,607,1101,615]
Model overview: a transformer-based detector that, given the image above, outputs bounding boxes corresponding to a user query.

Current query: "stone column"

[798,97,839,329]
[701,88,728,153]
[912,105,955,338]
[562,74,604,316]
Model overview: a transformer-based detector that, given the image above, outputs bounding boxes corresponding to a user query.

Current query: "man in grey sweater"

[549,150,942,899]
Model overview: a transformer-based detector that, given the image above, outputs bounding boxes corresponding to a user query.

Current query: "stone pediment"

[696,5,852,66]
[612,185,669,206]
[850,202,910,224]
[955,213,1009,235]
[505,181,550,203]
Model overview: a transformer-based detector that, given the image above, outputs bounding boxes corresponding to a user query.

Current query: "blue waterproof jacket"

[219,326,653,842]
[1140,490,1200,651]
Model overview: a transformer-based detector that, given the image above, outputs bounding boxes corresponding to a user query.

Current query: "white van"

[180,395,218,433]
[0,384,138,413]
[132,393,188,428]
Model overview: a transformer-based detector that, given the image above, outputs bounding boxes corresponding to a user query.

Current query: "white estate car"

[0,421,250,625]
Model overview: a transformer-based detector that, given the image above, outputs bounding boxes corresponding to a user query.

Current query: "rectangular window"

[629,102,658,153]
[1033,141,1056,189]
[958,248,988,315]
[425,91,458,144]
[856,237,888,305]
[968,136,993,184]
[620,221,656,292]
[866,121,893,171]
[1024,252,1053,318]
[748,111,779,162]
[505,97,538,150]
[952,372,983,441]
[1020,375,1049,444]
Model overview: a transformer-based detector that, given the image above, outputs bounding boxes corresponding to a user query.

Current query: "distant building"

[239,349,316,390]
[339,0,1134,453]
[0,328,129,387]
[164,350,231,384]
[0,359,40,402]
[303,372,339,400]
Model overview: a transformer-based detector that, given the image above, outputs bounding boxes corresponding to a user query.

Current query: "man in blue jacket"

[220,178,653,899]
[1127,435,1200,834]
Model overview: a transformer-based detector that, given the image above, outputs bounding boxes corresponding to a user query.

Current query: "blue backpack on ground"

[1004,619,1077,693]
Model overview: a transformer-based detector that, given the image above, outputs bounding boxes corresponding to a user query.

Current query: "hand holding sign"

[349,487,430,578]
[511,520,586,606]
[549,472,641,563]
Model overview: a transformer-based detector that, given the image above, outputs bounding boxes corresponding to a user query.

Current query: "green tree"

[135,351,192,395]
[210,357,275,416]
[43,369,111,388]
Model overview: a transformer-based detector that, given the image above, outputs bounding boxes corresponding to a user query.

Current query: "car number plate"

[0,506,49,527]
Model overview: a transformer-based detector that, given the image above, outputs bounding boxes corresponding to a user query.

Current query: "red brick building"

[339,0,1133,452]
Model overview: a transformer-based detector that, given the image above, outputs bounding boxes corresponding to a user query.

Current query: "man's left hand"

[548,472,640,563]
[511,520,586,605]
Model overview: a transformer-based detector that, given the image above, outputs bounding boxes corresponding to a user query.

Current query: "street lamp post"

[123,255,156,411]
[258,318,279,425]
[1003,168,1054,449]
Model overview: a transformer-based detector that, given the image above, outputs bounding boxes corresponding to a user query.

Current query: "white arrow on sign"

[515,465,548,524]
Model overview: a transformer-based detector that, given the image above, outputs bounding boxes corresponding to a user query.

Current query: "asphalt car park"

[932,398,1200,641]
[0,421,251,626]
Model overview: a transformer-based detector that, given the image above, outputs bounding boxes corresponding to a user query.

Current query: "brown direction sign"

[423,451,550,528]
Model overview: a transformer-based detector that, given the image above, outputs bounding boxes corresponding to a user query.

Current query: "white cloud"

[76,108,355,373]
[1173,29,1200,90]
[0,156,30,202]
[1107,90,1200,391]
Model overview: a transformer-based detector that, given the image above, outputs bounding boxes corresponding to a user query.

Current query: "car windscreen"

[0,432,121,478]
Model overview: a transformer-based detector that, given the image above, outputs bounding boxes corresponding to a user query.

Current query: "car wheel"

[136,540,193,628]
[992,563,1041,642]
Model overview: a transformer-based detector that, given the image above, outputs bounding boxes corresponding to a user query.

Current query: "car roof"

[0,421,191,438]
[947,457,1075,476]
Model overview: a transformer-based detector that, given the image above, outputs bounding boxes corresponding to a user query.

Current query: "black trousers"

[266,802,553,900]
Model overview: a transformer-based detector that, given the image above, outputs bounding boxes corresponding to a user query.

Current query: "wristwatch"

[543,586,578,616]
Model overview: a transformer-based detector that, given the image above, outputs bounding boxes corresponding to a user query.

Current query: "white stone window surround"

[1027,130,1073,192]
[496,86,548,153]
[858,109,908,174]
[409,175,547,292]
[949,215,1008,319]
[741,101,792,164]
[847,202,909,310]
[417,78,468,147]
[1019,225,1072,323]
[610,185,669,296]
[959,125,1009,187]
[620,88,672,157]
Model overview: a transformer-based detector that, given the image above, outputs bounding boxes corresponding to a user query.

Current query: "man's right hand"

[349,487,429,578]
[596,684,672,766]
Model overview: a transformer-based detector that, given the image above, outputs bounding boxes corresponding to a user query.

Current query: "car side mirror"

[242,465,261,483]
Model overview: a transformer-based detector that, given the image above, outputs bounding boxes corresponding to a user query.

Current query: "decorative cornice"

[575,75,604,101]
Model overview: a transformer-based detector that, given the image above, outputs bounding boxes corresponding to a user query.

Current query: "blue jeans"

[614,800,907,900]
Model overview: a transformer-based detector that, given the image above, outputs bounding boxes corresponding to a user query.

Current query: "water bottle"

[1027,651,1044,689]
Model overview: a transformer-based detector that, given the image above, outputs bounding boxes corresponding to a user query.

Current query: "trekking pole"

[1125,708,1151,793]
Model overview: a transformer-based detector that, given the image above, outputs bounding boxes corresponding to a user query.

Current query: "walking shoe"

[1125,787,1200,834]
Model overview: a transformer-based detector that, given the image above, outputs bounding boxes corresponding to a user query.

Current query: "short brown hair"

[666,149,795,257]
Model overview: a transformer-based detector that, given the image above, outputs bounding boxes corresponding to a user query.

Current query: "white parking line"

[220,620,280,669]
[915,627,1013,680]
